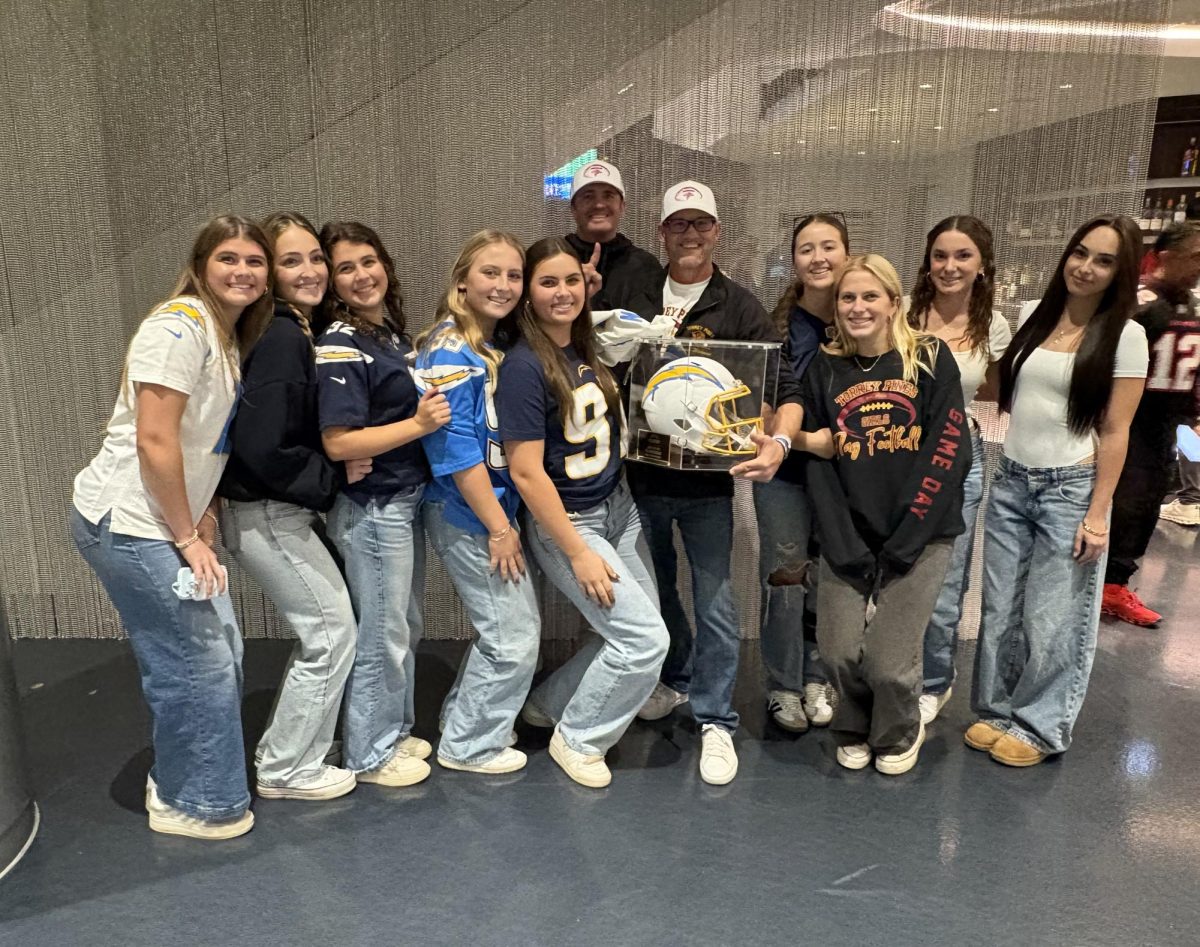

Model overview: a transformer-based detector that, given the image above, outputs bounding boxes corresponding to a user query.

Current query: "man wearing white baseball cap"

[565,159,663,318]
[627,179,805,785]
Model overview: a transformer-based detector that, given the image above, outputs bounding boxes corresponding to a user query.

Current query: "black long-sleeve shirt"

[801,342,970,588]
[218,305,344,511]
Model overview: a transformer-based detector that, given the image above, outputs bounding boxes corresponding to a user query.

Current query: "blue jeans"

[69,507,249,821]
[524,481,669,756]
[971,456,1104,754]
[922,427,985,695]
[327,486,426,772]
[424,501,540,764]
[221,500,356,785]
[635,491,740,731]
[753,477,827,691]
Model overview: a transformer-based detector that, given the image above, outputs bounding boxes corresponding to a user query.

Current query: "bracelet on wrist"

[175,530,201,550]
[771,434,792,455]
[488,525,512,543]
[1080,520,1108,537]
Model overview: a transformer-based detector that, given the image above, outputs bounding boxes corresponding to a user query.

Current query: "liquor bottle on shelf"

[1182,137,1198,176]
[1176,194,1188,224]
[1150,196,1164,231]
[1138,196,1153,230]
[1049,206,1065,239]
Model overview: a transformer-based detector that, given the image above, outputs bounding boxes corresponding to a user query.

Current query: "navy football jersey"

[316,320,429,504]
[496,340,623,512]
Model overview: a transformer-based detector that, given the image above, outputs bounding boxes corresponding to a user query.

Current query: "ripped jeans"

[753,477,828,692]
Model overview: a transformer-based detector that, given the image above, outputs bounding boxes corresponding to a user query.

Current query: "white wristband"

[772,434,792,454]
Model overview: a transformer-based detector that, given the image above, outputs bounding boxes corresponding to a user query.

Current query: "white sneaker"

[836,742,872,770]
[357,752,431,787]
[437,747,527,774]
[256,765,356,801]
[549,728,611,788]
[766,689,808,732]
[1160,499,1200,526]
[876,721,925,776]
[395,735,433,760]
[919,687,953,726]
[804,682,834,726]
[699,724,738,785]
[637,682,688,721]
[520,701,555,728]
[146,781,254,840]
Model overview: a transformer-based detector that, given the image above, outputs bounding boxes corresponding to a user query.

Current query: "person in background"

[970,215,1147,767]
[414,230,539,775]
[218,211,365,803]
[564,159,664,318]
[798,253,969,776]
[753,213,846,733]
[1102,222,1200,626]
[1160,454,1200,525]
[499,237,668,789]
[630,180,803,786]
[316,221,449,788]
[906,215,1011,725]
[70,215,273,838]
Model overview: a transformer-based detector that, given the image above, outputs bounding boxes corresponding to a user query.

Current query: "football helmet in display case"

[627,339,779,471]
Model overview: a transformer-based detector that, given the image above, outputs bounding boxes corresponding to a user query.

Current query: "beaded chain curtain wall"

[0,0,1168,638]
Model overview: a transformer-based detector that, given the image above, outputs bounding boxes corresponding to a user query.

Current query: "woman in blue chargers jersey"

[316,221,449,789]
[414,230,540,775]
[498,237,668,789]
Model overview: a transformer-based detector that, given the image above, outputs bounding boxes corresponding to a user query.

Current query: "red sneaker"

[1102,583,1162,627]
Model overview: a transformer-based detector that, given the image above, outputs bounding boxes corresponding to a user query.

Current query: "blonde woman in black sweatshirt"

[798,254,969,775]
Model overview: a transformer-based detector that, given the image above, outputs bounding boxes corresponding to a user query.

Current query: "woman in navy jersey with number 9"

[498,237,668,789]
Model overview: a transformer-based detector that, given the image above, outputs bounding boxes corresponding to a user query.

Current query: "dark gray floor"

[2,523,1199,947]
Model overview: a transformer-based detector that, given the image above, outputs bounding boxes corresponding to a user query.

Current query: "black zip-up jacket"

[565,232,664,319]
[626,264,803,499]
[218,304,344,511]
[802,343,970,592]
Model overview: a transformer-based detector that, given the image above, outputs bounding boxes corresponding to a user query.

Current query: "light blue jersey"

[414,324,520,534]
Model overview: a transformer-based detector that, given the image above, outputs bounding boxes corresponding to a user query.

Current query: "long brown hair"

[516,238,621,427]
[908,215,996,356]
[998,215,1141,437]
[318,221,406,344]
[416,230,525,386]
[770,213,850,333]
[261,210,326,340]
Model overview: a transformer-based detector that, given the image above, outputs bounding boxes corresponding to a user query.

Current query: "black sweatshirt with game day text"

[801,342,970,589]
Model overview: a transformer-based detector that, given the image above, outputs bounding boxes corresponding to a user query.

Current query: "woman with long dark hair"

[907,215,1011,725]
[498,237,668,789]
[968,215,1147,767]
[71,215,273,838]
[218,212,367,802]
[753,213,845,732]
[316,221,449,787]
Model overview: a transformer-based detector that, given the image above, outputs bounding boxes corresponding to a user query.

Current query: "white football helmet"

[640,356,762,455]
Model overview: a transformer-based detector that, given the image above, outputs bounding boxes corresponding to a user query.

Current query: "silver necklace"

[853,353,884,372]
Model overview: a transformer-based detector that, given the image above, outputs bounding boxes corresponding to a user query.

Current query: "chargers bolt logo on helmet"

[641,356,761,455]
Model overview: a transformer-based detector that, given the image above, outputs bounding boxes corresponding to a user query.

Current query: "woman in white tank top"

[967,215,1148,767]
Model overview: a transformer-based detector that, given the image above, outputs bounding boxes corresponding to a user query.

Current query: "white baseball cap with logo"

[661,180,719,223]
[571,160,625,199]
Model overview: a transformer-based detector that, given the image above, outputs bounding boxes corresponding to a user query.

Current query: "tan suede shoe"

[989,733,1047,767]
[963,720,1007,752]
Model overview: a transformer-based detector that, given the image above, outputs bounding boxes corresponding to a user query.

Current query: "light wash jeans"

[921,426,985,695]
[327,486,426,773]
[523,480,669,756]
[70,507,250,821]
[221,499,356,785]
[424,501,540,765]
[753,477,828,691]
[635,492,740,731]
[971,456,1104,754]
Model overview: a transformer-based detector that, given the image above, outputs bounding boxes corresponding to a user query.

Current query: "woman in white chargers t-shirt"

[70,216,274,839]
[967,215,1147,767]
[906,215,1012,727]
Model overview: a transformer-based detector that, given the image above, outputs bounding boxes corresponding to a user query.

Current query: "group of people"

[69,156,1195,841]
